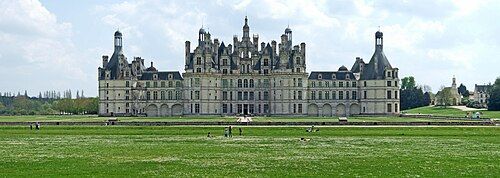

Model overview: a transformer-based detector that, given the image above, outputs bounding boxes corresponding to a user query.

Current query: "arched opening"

[350,103,361,115]
[336,104,346,117]
[160,104,170,116]
[307,104,319,116]
[322,104,332,117]
[171,104,183,116]
[146,104,158,117]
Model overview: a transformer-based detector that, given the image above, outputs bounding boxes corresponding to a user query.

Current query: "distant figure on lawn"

[306,126,319,133]
[207,132,212,138]
[29,123,33,130]
[224,127,229,137]
[35,122,40,130]
[228,126,233,137]
[300,138,311,142]
[239,128,242,136]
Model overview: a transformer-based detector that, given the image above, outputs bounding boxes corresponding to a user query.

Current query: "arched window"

[223,59,228,66]
[249,79,254,88]
[168,91,173,100]
[146,91,151,100]
[153,91,158,100]
[161,91,166,100]
[244,79,249,88]
[237,79,242,88]
[196,57,201,65]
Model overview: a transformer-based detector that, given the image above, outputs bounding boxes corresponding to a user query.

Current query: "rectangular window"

[238,92,243,100]
[263,91,269,100]
[168,81,173,87]
[318,91,323,100]
[352,91,357,100]
[146,82,150,88]
[223,91,228,100]
[298,104,303,113]
[263,104,269,113]
[298,78,303,87]
[387,81,392,87]
[126,81,130,87]
[222,79,228,88]
[195,91,200,100]
[194,78,201,87]
[395,91,398,99]
[387,103,392,113]
[387,91,392,99]
[339,91,344,100]
[195,104,200,113]
[311,91,316,100]
[298,91,303,100]
[364,91,367,99]
[395,103,399,112]
[339,81,344,87]
[154,82,158,88]
[325,91,330,100]
[222,104,228,113]
[346,91,349,100]
[249,92,254,100]
[352,82,357,87]
[161,81,166,87]
[332,91,336,100]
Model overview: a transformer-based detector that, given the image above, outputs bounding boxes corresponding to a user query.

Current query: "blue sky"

[0,0,499,97]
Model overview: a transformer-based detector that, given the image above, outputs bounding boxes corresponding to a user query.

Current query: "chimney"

[300,43,306,55]
[271,40,277,54]
[102,55,109,67]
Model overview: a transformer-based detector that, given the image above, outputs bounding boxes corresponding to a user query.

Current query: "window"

[196,68,202,73]
[263,104,269,113]
[325,82,330,87]
[332,74,336,80]
[125,81,130,87]
[195,91,200,100]
[238,79,243,88]
[346,82,350,87]
[194,78,201,87]
[352,91,357,100]
[387,81,392,87]
[364,91,367,99]
[325,91,330,100]
[168,74,173,80]
[223,91,228,100]
[176,81,182,87]
[364,81,367,87]
[161,91,166,100]
[243,92,248,100]
[161,81,166,87]
[176,91,182,100]
[195,104,200,113]
[346,91,350,100]
[222,79,228,88]
[263,91,269,100]
[352,82,357,87]
[168,81,173,87]
[339,81,344,87]
[296,68,301,73]
[387,71,391,77]
[223,59,228,66]
[146,91,151,100]
[318,91,323,100]
[222,104,228,113]
[244,79,248,88]
[295,57,300,64]
[395,91,398,99]
[298,104,303,113]
[387,90,392,99]
[311,91,316,100]
[339,91,344,100]
[249,92,254,100]
[395,103,399,113]
[153,82,158,88]
[319,81,323,87]
[146,82,150,88]
[168,91,173,100]
[298,78,303,87]
[395,81,398,87]
[153,91,158,100]
[332,91,336,100]
[387,103,392,112]
[318,74,322,80]
[249,79,254,88]
[223,69,228,74]
[263,59,269,66]
[238,92,243,100]
[196,57,201,65]
[298,91,303,100]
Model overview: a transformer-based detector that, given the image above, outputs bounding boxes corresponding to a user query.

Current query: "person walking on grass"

[239,128,242,136]
[228,126,233,137]
[29,123,33,130]
[35,122,40,130]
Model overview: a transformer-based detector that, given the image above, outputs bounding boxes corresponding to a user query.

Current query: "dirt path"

[450,106,487,111]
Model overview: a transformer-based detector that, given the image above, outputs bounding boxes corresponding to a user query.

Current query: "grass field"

[0,115,486,123]
[404,106,500,118]
[0,126,498,177]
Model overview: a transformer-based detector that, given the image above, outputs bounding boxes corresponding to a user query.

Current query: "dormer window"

[295,57,300,64]
[168,74,173,80]
[346,74,350,80]
[332,74,336,80]
[387,71,391,77]
[318,74,322,80]
[153,74,158,80]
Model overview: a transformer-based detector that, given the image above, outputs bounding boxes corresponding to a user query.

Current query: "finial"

[202,19,204,28]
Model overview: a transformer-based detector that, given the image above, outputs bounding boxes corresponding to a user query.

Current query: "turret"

[375,31,383,51]
[253,34,259,48]
[114,30,123,52]
[243,16,249,40]
[300,42,306,55]
[271,40,277,54]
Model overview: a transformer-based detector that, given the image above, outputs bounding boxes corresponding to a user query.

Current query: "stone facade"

[435,77,461,106]
[98,17,400,117]
[473,84,492,107]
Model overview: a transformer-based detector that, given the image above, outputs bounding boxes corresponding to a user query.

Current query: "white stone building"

[98,17,400,117]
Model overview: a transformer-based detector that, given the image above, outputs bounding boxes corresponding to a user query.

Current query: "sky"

[0,0,499,97]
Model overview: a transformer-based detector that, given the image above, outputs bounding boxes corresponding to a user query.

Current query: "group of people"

[207,126,243,138]
[29,122,41,130]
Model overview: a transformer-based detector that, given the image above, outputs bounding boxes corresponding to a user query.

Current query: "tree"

[437,88,453,107]
[487,77,500,110]
[457,83,469,97]
[401,77,416,90]
[423,92,432,106]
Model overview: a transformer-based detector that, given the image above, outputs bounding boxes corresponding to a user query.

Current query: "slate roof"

[361,31,392,80]
[308,71,355,80]
[475,84,492,93]
[140,72,183,80]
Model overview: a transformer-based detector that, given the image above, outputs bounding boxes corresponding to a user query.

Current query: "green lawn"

[0,126,498,177]
[0,115,485,123]
[404,106,500,118]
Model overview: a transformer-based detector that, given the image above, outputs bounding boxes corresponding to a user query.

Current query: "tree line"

[399,76,432,110]
[0,96,98,115]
